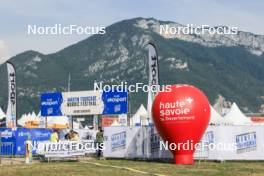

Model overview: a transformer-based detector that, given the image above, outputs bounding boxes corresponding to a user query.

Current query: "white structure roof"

[0,107,6,119]
[224,103,252,125]
[210,106,223,124]
[18,114,27,126]
[47,116,69,125]
[209,106,232,125]
[131,104,148,125]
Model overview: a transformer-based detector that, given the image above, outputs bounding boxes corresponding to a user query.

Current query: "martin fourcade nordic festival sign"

[41,90,128,116]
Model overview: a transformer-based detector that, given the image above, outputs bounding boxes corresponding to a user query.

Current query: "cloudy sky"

[0,0,263,63]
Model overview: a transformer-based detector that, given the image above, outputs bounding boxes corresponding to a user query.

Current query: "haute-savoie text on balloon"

[152,84,210,164]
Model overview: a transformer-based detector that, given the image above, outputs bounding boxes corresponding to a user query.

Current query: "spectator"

[71,131,80,141]
[65,133,71,140]
[96,127,104,158]
[50,130,59,142]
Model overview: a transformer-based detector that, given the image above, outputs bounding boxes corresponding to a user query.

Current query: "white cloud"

[0,40,9,64]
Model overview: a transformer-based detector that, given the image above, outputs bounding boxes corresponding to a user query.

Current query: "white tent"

[37,111,41,117]
[224,103,252,125]
[18,114,27,126]
[210,106,223,125]
[28,112,36,121]
[47,116,70,128]
[131,104,148,126]
[31,111,37,119]
[33,115,41,123]
[17,112,41,127]
[209,106,231,125]
[0,107,6,119]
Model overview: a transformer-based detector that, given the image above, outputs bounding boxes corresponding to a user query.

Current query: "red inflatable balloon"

[152,84,210,165]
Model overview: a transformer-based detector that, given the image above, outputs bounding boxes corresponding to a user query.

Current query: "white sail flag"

[148,43,159,92]
[6,62,16,128]
[147,43,159,125]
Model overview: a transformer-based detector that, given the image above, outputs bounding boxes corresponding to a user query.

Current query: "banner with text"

[41,90,128,116]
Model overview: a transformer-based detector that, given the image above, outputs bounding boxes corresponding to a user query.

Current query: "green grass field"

[0,159,264,176]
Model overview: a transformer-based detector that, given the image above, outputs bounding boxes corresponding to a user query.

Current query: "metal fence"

[0,142,15,156]
[0,138,15,165]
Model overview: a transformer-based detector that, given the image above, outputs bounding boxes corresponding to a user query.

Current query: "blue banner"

[41,92,63,116]
[40,90,128,116]
[15,128,31,155]
[0,128,52,155]
[236,132,257,154]
[0,128,16,155]
[102,90,128,115]
[111,131,126,151]
[15,128,52,155]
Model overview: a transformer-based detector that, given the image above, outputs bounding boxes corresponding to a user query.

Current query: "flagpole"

[67,73,73,129]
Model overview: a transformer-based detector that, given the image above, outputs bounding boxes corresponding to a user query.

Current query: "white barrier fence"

[103,126,264,160]
[36,140,97,158]
[32,129,99,158]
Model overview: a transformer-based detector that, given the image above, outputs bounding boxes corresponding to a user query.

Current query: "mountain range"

[0,17,264,117]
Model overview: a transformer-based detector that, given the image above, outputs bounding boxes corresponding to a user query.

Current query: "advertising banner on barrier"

[0,128,16,155]
[0,128,16,143]
[41,90,128,116]
[15,128,52,155]
[36,140,96,158]
[103,126,264,160]
[0,128,52,155]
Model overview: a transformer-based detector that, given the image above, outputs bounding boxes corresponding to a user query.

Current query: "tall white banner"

[6,62,16,128]
[147,43,159,125]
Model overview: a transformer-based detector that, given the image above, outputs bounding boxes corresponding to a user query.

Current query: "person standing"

[71,131,80,141]
[50,130,59,142]
[96,127,104,158]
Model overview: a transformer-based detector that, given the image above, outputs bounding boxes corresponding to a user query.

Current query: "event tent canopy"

[0,107,6,119]
[209,106,223,125]
[224,103,252,125]
[131,104,148,126]
[209,106,232,125]
[18,112,40,128]
[47,116,70,129]
[18,112,83,129]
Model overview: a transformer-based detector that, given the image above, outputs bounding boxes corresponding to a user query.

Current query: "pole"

[71,118,73,129]
[128,91,131,126]
[68,73,73,129]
